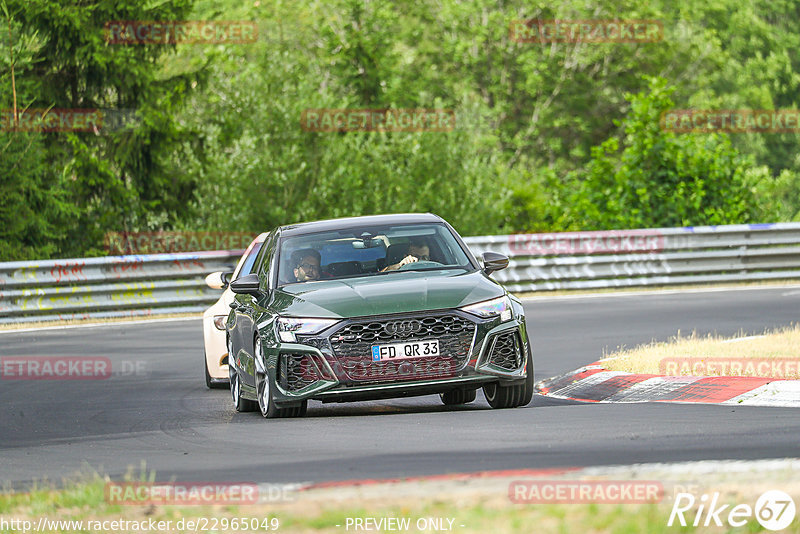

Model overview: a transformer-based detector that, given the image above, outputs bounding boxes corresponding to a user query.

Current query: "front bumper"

[203,312,230,381]
[261,308,532,406]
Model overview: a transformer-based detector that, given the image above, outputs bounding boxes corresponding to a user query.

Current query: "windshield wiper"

[377,266,467,274]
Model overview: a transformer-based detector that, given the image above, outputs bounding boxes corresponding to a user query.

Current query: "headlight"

[276,317,340,342]
[213,315,227,331]
[461,296,513,322]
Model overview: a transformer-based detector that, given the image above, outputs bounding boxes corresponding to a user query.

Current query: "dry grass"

[602,324,800,378]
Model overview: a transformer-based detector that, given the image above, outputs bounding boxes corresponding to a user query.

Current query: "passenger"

[291,249,321,282]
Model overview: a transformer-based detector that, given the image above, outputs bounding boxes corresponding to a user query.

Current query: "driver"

[381,238,430,272]
[291,249,321,282]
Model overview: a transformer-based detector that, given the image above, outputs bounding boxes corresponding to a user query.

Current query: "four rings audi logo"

[384,320,422,336]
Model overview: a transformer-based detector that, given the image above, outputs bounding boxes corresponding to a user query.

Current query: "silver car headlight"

[461,296,513,322]
[276,317,340,342]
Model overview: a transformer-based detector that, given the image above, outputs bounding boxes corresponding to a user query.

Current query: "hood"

[269,269,504,318]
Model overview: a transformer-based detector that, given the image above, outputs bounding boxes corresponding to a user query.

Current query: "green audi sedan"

[226,213,533,418]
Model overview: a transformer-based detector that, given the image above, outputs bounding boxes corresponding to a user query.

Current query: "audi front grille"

[326,313,476,383]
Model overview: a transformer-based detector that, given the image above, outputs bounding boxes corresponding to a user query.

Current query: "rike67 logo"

[669,490,796,531]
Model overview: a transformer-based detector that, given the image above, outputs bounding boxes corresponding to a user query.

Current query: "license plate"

[371,340,440,361]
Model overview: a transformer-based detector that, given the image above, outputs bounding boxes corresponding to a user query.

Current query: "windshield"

[277,223,475,286]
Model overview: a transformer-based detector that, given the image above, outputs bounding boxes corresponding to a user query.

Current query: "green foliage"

[0,4,73,259]
[752,168,800,222]
[3,0,800,260]
[173,1,506,236]
[1,0,199,259]
[0,130,75,259]
[565,78,766,230]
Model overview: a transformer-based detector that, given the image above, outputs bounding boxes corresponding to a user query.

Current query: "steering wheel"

[397,260,443,270]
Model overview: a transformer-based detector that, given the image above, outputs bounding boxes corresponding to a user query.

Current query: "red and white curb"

[536,364,800,407]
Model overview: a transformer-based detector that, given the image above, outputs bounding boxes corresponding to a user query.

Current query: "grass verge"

[602,324,800,378]
[1,463,799,533]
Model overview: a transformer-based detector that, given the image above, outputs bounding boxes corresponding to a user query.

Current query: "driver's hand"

[398,254,419,267]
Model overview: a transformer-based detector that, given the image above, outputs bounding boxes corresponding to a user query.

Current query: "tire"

[254,337,307,419]
[440,388,477,406]
[483,346,534,409]
[229,339,257,412]
[519,342,535,406]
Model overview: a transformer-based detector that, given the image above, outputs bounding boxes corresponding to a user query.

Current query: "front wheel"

[440,388,477,405]
[229,338,257,412]
[483,350,534,409]
[230,368,257,412]
[254,337,307,419]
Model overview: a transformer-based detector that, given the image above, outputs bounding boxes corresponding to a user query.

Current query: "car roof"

[277,213,445,237]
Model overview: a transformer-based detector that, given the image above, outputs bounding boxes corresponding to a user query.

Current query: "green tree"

[7,0,199,257]
[566,77,765,230]
[7,0,800,261]
[175,0,507,237]
[0,1,74,260]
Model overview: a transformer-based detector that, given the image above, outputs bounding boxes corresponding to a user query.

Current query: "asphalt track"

[1,286,798,488]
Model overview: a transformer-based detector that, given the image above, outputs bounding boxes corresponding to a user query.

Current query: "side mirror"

[482,251,509,275]
[230,273,262,295]
[205,271,234,290]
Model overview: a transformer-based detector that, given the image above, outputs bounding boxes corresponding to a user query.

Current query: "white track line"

[0,316,200,334]
[522,284,800,302]
[579,458,800,477]
[724,381,800,407]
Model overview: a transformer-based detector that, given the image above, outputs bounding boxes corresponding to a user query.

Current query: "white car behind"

[203,233,267,388]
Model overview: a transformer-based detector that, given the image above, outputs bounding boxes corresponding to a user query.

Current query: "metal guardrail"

[463,222,800,292]
[0,250,242,324]
[1,223,800,324]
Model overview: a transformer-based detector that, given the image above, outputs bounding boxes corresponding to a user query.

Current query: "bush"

[565,77,767,230]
